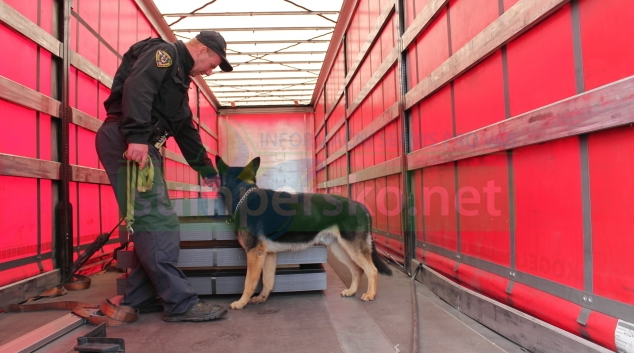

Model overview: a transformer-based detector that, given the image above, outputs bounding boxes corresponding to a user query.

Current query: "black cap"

[196,31,233,72]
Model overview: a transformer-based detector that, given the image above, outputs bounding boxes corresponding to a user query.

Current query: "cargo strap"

[6,298,139,326]
[125,156,154,235]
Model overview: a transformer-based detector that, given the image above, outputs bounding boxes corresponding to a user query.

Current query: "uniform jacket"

[104,38,216,177]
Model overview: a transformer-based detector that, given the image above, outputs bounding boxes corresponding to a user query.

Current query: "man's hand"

[203,175,219,191]
[125,143,149,169]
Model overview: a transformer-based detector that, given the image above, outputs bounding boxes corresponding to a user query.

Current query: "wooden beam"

[166,180,202,192]
[401,0,449,50]
[349,156,402,184]
[0,0,63,58]
[0,270,60,308]
[323,146,347,170]
[0,76,61,117]
[199,121,218,140]
[71,165,109,184]
[164,149,188,165]
[70,107,102,132]
[347,46,399,117]
[0,153,60,180]
[204,144,218,156]
[318,175,349,189]
[408,75,634,170]
[325,90,345,122]
[347,102,399,151]
[405,0,570,111]
[70,51,113,88]
[324,116,347,145]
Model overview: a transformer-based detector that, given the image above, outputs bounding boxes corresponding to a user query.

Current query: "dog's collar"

[226,186,258,224]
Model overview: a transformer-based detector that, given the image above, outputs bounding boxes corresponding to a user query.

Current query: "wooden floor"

[0,254,526,353]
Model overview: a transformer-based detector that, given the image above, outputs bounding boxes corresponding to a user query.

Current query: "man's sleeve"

[120,43,173,144]
[174,118,218,177]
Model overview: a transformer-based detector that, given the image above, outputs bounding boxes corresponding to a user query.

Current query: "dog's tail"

[358,203,393,276]
[371,242,393,276]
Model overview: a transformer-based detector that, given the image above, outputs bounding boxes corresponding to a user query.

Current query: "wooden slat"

[325,90,345,122]
[324,116,347,145]
[0,153,60,179]
[318,175,349,189]
[70,51,113,88]
[405,0,569,111]
[408,75,634,170]
[401,0,450,50]
[200,121,218,139]
[71,165,109,184]
[0,270,60,309]
[344,0,396,88]
[164,149,188,165]
[0,76,61,117]
[348,102,399,151]
[166,180,201,192]
[347,46,399,117]
[0,0,62,58]
[70,107,102,132]
[324,146,347,169]
[349,156,402,184]
[192,115,200,124]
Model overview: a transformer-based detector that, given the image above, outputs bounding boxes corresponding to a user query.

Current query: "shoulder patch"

[156,50,172,68]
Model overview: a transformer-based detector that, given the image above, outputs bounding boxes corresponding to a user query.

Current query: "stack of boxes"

[116,197,327,295]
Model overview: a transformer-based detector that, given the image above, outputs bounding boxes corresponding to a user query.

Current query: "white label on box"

[616,320,634,353]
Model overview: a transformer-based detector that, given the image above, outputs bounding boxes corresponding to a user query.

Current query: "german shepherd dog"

[215,156,392,310]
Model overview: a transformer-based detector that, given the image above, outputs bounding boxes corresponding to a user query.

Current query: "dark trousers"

[96,122,198,315]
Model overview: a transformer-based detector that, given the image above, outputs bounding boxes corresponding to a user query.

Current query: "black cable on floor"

[411,263,423,353]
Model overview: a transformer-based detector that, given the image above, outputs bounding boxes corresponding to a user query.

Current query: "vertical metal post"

[395,0,412,272]
[343,35,351,199]
[56,0,73,281]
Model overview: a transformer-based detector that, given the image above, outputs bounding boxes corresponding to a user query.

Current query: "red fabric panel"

[69,67,77,108]
[40,0,56,36]
[412,9,448,85]
[361,96,372,129]
[77,0,100,34]
[78,128,99,168]
[503,0,520,11]
[380,17,395,62]
[579,0,634,90]
[100,43,119,78]
[0,25,37,90]
[382,67,398,110]
[100,0,119,49]
[418,85,453,147]
[358,0,370,48]
[78,183,101,246]
[375,177,388,231]
[137,14,153,41]
[386,174,402,235]
[70,16,77,52]
[100,185,121,233]
[410,105,421,150]
[0,101,37,158]
[3,0,37,22]
[77,71,99,119]
[412,170,424,241]
[449,0,499,54]
[589,125,634,305]
[0,176,37,258]
[370,85,384,121]
[457,153,510,266]
[514,137,584,289]
[384,120,399,160]
[69,126,77,165]
[78,22,99,67]
[363,139,374,170]
[454,51,505,135]
[98,85,111,120]
[506,5,575,117]
[406,46,418,90]
[39,50,53,96]
[373,128,386,165]
[118,0,138,54]
[0,261,53,287]
[40,114,52,160]
[422,163,457,251]
[40,179,53,251]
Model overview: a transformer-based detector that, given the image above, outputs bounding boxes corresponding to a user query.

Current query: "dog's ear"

[215,155,229,174]
[238,157,260,183]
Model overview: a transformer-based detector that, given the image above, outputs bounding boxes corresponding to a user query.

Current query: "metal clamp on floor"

[74,323,125,353]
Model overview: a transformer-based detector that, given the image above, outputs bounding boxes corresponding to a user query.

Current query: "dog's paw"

[230,301,246,310]
[249,295,268,304]
[340,289,356,297]
[360,292,376,301]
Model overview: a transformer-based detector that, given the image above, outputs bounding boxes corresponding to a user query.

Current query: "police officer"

[96,31,232,322]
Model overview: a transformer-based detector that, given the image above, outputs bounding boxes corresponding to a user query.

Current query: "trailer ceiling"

[152,0,344,108]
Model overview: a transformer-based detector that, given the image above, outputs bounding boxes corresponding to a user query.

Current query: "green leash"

[125,157,154,235]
